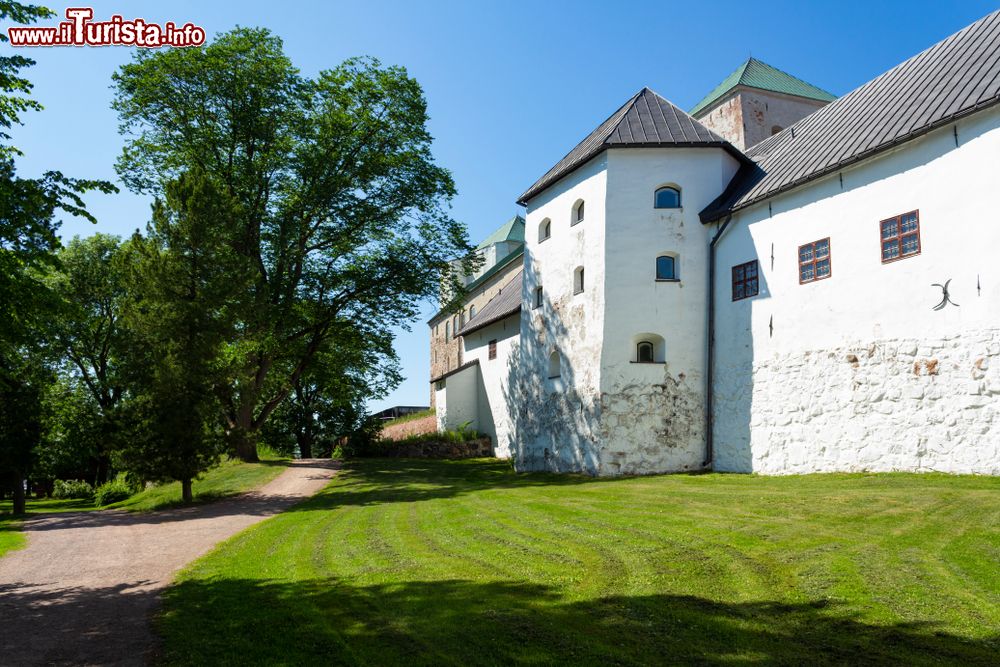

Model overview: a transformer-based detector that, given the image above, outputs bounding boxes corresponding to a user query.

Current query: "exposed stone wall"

[380,415,438,441]
[597,369,704,475]
[376,436,492,459]
[719,330,1000,475]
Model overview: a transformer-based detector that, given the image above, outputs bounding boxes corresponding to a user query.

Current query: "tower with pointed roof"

[513,88,745,475]
[690,57,835,150]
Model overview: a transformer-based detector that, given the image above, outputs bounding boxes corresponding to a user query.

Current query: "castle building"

[432,11,1000,476]
[428,216,523,408]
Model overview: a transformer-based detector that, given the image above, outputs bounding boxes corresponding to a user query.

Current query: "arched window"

[630,333,665,363]
[654,186,681,209]
[771,125,783,136]
[656,255,677,280]
[445,321,450,341]
[572,200,585,225]
[452,315,458,335]
[469,305,477,319]
[548,350,561,378]
[539,218,551,242]
[573,266,585,294]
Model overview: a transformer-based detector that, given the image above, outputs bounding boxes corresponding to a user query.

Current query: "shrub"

[94,473,139,507]
[52,479,94,500]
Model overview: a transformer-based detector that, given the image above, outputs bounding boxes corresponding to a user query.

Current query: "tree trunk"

[296,430,313,460]
[229,426,259,463]
[12,473,25,515]
[181,478,193,503]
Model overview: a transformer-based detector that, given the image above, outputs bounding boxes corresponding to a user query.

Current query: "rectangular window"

[732,260,759,301]
[533,286,543,309]
[798,238,831,284]
[880,210,920,263]
[488,340,497,360]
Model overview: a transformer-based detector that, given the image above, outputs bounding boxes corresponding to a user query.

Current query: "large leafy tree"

[0,1,114,511]
[44,234,130,483]
[263,322,401,459]
[112,28,473,461]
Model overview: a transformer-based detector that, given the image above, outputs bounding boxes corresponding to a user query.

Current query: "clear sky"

[6,0,998,412]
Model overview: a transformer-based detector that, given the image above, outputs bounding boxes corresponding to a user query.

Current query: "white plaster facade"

[711,106,1000,475]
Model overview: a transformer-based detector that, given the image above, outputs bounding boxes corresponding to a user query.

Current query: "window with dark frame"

[880,210,920,263]
[732,260,759,301]
[654,186,681,209]
[488,340,497,360]
[798,238,831,284]
[533,286,543,309]
[656,255,677,280]
[636,341,654,363]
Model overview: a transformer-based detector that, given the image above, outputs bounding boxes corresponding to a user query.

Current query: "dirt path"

[0,459,338,666]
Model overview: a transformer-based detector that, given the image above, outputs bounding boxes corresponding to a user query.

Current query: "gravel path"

[0,459,338,666]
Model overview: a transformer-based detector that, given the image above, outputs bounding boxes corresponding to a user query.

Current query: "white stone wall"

[744,332,1000,474]
[598,148,740,474]
[460,314,520,458]
[516,154,608,474]
[712,104,1000,474]
[435,363,479,433]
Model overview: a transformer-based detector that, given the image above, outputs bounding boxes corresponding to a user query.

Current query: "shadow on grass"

[285,457,614,512]
[153,576,998,666]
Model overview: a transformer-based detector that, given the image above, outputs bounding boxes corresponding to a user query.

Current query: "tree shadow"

[284,458,615,512]
[0,580,163,666]
[153,576,999,666]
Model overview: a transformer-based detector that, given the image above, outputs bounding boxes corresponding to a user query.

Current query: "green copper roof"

[476,215,525,250]
[690,58,836,117]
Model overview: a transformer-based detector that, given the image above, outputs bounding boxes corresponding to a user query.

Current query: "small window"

[539,218,551,242]
[435,379,445,391]
[732,260,759,301]
[488,340,497,360]
[572,200,585,225]
[533,286,543,309]
[880,210,920,263]
[636,341,654,363]
[459,311,466,327]
[771,125,783,135]
[452,315,458,334]
[655,255,677,281]
[799,238,831,284]
[445,321,450,341]
[548,350,561,378]
[573,266,585,294]
[469,305,477,319]
[654,186,681,209]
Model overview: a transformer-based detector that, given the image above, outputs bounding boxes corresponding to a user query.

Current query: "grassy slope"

[381,408,435,428]
[108,457,287,512]
[160,459,1000,666]
[0,456,290,559]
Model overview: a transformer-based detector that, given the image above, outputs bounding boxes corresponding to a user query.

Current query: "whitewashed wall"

[598,148,740,474]
[435,363,480,433]
[460,314,520,458]
[516,154,608,473]
[712,105,1000,474]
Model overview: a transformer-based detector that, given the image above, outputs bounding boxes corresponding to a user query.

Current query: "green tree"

[263,322,400,458]
[112,28,474,461]
[45,234,130,483]
[117,170,246,501]
[0,1,115,510]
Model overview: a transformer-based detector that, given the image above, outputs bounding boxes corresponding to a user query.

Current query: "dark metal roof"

[427,246,524,324]
[518,88,748,205]
[457,268,523,337]
[701,9,1000,223]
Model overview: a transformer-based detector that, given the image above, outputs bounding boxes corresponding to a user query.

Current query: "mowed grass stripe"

[160,458,1000,666]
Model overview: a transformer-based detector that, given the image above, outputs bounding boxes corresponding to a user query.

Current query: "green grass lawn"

[159,459,1000,666]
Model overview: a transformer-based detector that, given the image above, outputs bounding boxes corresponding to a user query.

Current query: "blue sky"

[6,0,998,411]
